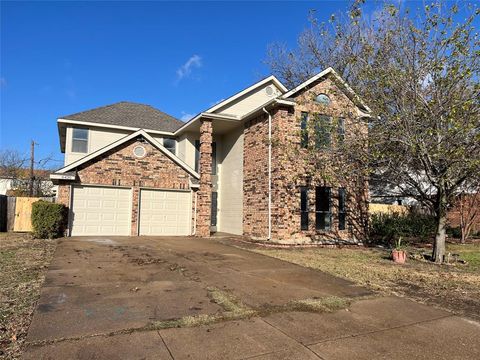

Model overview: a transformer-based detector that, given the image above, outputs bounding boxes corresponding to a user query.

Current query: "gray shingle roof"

[61,101,184,132]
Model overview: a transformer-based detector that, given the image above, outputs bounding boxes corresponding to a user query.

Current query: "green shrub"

[369,211,436,244]
[31,200,68,239]
[446,226,462,239]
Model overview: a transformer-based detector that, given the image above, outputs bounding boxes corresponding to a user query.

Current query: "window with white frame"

[71,128,89,153]
[163,138,176,155]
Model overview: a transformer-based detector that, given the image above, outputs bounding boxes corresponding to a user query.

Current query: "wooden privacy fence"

[0,196,54,232]
[369,203,409,215]
[0,195,7,232]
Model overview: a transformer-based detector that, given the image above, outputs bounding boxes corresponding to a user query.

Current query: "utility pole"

[29,140,35,197]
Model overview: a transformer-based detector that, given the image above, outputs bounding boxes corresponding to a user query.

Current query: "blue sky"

[0,1,472,167]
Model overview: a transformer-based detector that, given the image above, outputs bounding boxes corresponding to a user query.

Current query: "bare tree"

[0,149,27,179]
[266,1,480,263]
[451,179,480,243]
[0,149,57,197]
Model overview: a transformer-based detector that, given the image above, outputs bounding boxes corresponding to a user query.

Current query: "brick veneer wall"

[243,76,369,244]
[57,138,193,236]
[243,113,270,238]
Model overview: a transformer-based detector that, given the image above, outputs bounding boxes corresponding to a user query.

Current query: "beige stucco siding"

[176,132,197,169]
[64,127,181,166]
[218,126,244,235]
[64,126,130,165]
[214,83,283,117]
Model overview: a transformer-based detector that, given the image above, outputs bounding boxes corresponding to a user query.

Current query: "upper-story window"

[163,138,176,155]
[300,112,309,149]
[212,142,218,175]
[338,118,345,144]
[314,114,332,149]
[315,93,331,106]
[71,128,89,153]
[195,140,200,172]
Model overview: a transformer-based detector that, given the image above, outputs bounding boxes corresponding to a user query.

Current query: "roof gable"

[54,129,199,179]
[205,75,287,115]
[282,68,371,113]
[60,101,184,132]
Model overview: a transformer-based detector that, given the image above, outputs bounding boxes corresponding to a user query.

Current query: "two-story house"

[51,67,370,243]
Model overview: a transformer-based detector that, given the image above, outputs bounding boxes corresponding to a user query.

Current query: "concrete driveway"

[23,236,480,359]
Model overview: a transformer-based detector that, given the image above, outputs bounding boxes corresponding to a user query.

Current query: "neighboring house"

[51,67,370,243]
[0,169,57,197]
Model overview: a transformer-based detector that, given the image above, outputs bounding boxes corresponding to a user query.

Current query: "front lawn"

[248,241,480,320]
[0,233,56,359]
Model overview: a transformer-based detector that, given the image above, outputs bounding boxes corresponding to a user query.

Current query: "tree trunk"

[433,190,448,263]
[460,228,466,244]
[433,213,447,263]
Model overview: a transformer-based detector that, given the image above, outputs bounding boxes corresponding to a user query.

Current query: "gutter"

[262,107,272,241]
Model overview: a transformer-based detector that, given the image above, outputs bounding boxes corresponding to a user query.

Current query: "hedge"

[369,211,436,244]
[31,200,68,239]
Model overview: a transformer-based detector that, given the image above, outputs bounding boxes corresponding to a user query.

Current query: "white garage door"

[70,185,131,236]
[139,189,191,236]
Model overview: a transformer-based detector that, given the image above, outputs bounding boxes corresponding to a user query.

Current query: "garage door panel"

[71,186,131,236]
[139,189,191,236]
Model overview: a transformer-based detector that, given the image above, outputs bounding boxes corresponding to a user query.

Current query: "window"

[211,191,218,227]
[212,142,217,175]
[338,188,347,230]
[316,186,331,230]
[133,145,146,158]
[300,187,309,230]
[195,140,200,172]
[315,93,331,106]
[71,128,88,153]
[314,115,332,149]
[300,112,308,149]
[338,118,345,144]
[163,138,176,154]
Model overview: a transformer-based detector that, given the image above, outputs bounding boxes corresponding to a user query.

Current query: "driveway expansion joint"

[260,318,325,359]
[304,313,455,347]
[157,330,175,360]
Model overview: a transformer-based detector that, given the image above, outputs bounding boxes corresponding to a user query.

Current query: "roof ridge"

[60,101,183,123]
[60,101,131,119]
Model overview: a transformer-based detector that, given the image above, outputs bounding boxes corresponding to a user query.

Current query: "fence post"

[0,195,7,232]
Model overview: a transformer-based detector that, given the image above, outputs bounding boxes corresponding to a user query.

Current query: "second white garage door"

[70,185,131,236]
[139,189,192,236]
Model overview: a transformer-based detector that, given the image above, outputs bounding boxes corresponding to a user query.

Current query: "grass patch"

[248,242,480,320]
[0,232,57,359]
[291,296,350,313]
[147,292,351,332]
[446,242,480,271]
[147,289,257,331]
[207,287,255,316]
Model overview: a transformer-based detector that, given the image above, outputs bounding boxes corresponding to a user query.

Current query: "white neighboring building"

[0,176,58,197]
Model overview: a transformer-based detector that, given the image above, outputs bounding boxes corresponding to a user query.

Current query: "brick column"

[131,187,140,236]
[196,119,213,237]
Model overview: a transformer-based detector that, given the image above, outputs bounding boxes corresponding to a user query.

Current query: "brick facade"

[196,119,213,237]
[243,113,270,238]
[57,138,194,236]
[243,76,369,244]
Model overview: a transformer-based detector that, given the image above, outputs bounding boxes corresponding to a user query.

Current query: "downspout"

[192,190,198,235]
[68,184,73,237]
[262,107,272,241]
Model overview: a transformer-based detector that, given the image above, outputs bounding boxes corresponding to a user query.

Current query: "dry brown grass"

[250,243,480,320]
[0,232,56,359]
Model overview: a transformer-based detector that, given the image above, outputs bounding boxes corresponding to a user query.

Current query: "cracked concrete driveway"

[23,236,480,359]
